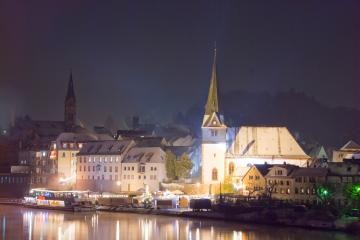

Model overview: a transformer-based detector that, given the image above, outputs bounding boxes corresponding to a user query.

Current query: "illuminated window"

[212,168,218,181]
[229,162,235,175]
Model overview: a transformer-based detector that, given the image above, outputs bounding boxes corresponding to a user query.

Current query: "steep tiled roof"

[77,140,134,155]
[123,147,165,163]
[290,168,328,177]
[253,164,274,176]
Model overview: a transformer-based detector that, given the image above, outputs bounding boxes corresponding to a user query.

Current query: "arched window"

[229,162,235,175]
[212,168,218,181]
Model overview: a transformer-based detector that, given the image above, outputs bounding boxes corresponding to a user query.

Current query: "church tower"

[201,49,227,185]
[64,72,76,131]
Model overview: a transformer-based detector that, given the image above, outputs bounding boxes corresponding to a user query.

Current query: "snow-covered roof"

[308,146,328,159]
[341,140,360,151]
[227,126,309,159]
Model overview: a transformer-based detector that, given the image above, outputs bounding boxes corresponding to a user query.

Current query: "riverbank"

[96,205,360,234]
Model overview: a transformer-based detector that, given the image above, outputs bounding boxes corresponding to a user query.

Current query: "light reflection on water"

[0,205,356,240]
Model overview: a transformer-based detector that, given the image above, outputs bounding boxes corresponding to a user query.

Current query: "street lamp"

[116,181,121,194]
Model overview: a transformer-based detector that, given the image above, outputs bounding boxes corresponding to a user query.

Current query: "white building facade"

[201,50,310,185]
[76,140,167,193]
[121,147,167,192]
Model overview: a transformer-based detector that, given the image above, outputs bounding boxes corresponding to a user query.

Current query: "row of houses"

[241,160,360,205]
[75,140,167,193]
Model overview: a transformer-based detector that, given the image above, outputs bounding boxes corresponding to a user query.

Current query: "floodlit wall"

[201,143,226,184]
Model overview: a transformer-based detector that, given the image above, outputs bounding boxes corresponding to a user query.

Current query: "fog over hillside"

[175,90,360,150]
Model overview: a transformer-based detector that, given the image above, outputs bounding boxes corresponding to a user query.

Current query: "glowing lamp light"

[233,183,244,191]
[196,182,200,187]
[116,181,121,186]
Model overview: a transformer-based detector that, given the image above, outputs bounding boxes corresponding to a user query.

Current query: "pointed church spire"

[64,71,77,131]
[205,48,219,115]
[66,71,76,101]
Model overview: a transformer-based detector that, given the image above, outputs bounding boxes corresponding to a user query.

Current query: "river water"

[0,205,356,240]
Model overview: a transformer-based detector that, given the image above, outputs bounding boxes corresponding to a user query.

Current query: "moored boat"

[23,188,95,212]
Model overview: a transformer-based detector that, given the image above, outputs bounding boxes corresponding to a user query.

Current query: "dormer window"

[211,130,218,136]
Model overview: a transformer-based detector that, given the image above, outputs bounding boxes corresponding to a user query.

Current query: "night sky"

[1,0,359,129]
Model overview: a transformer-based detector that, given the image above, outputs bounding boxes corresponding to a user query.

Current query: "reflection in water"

[0,205,356,240]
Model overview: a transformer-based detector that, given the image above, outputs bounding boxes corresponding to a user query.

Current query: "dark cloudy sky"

[0,0,359,128]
